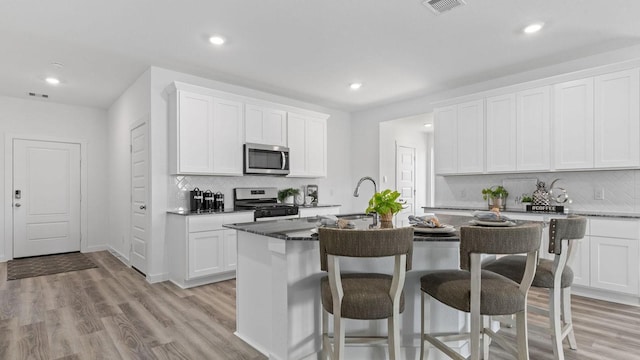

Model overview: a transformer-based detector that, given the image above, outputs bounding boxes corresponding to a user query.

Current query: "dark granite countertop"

[297,203,341,208]
[224,214,507,242]
[423,206,640,219]
[167,209,254,216]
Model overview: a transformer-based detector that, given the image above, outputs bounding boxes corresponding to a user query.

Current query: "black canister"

[190,187,203,212]
[214,192,224,211]
[203,190,214,211]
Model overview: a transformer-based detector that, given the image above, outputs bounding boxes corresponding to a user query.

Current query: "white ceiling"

[1,0,640,111]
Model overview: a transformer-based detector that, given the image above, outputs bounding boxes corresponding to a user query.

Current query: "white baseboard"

[168,271,235,289]
[572,286,640,306]
[147,272,169,283]
[107,246,130,266]
[84,245,108,253]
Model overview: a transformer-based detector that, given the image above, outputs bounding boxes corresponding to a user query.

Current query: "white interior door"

[130,122,149,275]
[13,139,81,258]
[396,144,416,228]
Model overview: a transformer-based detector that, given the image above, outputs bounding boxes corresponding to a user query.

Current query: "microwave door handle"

[281,152,287,170]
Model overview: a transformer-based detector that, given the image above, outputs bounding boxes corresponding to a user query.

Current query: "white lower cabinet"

[298,206,341,218]
[588,218,640,295]
[569,235,591,287]
[223,230,238,271]
[573,218,640,296]
[188,230,224,278]
[167,212,253,288]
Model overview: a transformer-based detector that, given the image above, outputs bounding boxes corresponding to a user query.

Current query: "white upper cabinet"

[594,69,640,168]
[244,104,287,146]
[171,90,215,174]
[553,78,594,170]
[286,112,328,178]
[486,94,516,172]
[212,98,244,175]
[435,66,640,176]
[457,100,485,174]
[434,106,458,175]
[516,86,551,171]
[168,83,243,176]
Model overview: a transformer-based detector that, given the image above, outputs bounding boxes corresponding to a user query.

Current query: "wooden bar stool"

[318,227,414,360]
[419,223,542,360]
[484,216,587,360]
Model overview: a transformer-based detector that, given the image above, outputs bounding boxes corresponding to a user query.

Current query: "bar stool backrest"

[459,223,542,270]
[549,216,587,255]
[319,227,414,271]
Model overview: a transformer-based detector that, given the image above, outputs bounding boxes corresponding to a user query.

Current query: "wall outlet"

[594,187,605,200]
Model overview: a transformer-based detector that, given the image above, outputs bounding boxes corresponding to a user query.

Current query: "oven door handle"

[281,151,287,170]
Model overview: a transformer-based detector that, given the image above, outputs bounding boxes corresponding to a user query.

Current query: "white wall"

[378,116,430,215]
[0,95,108,261]
[106,69,151,262]
[352,45,640,213]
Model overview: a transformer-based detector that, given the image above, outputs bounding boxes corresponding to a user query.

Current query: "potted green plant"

[278,188,300,204]
[365,189,405,227]
[520,194,533,210]
[481,185,509,210]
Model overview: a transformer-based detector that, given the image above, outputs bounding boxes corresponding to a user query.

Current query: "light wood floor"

[1,250,639,359]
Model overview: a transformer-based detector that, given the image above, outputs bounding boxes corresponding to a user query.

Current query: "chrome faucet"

[353,176,378,227]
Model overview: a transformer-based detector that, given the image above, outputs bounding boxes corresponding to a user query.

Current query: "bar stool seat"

[321,273,405,319]
[421,270,525,315]
[485,256,574,289]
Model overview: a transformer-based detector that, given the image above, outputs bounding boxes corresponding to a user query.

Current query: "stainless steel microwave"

[244,143,290,175]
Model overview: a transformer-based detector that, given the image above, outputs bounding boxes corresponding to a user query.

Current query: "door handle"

[15,203,21,207]
[140,205,146,210]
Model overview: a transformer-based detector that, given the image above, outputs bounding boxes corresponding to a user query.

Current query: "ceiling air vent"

[422,0,466,15]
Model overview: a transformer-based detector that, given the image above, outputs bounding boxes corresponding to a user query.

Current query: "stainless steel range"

[234,187,299,221]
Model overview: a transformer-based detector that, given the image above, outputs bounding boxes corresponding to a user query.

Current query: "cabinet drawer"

[224,212,254,224]
[590,219,639,239]
[188,215,225,233]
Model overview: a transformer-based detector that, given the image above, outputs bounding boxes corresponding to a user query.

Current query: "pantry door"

[130,121,149,275]
[396,144,416,228]
[13,139,81,258]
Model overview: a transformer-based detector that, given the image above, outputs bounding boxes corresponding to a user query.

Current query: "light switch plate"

[594,187,605,200]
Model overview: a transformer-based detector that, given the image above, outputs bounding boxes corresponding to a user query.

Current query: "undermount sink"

[335,213,374,220]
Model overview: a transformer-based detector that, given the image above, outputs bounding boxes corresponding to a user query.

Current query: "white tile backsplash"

[435,169,640,213]
[168,175,311,211]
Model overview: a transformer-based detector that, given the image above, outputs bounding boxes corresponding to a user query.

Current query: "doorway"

[378,113,433,220]
[129,121,149,275]
[12,139,81,258]
[395,144,416,227]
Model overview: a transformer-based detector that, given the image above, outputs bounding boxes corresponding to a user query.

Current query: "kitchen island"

[225,215,476,360]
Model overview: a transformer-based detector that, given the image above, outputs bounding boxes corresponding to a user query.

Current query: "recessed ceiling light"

[45,77,60,85]
[424,123,433,128]
[209,36,226,45]
[349,83,362,90]
[523,22,544,34]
